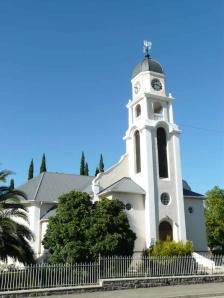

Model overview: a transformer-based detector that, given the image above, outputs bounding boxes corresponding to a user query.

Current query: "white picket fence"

[0,262,99,291]
[0,255,224,292]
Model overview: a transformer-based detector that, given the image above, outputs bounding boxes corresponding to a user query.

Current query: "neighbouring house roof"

[18,172,94,202]
[99,177,145,195]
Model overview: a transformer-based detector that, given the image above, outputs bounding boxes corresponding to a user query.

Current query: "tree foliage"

[80,152,89,176]
[80,152,85,175]
[95,167,99,176]
[40,154,47,173]
[87,198,136,258]
[28,159,34,180]
[0,170,35,264]
[9,178,14,190]
[84,162,89,176]
[43,191,136,263]
[205,186,224,252]
[99,154,104,172]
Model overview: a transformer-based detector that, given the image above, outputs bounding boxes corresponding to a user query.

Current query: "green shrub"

[149,240,193,256]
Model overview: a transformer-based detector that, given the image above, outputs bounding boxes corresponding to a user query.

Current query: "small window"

[161,193,170,205]
[188,206,194,214]
[125,203,133,211]
[135,104,141,117]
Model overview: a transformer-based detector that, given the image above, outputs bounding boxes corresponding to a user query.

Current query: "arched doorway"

[159,221,173,241]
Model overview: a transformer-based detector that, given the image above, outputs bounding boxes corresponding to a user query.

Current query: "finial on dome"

[143,40,152,57]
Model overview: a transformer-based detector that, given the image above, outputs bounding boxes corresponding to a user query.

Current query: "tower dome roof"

[132,55,164,78]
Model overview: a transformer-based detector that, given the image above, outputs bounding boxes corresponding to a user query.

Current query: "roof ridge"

[100,177,129,193]
[113,177,131,190]
[33,172,45,201]
[43,171,95,178]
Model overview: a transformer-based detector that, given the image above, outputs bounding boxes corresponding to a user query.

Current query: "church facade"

[19,46,208,258]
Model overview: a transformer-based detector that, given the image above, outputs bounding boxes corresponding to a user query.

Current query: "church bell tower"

[124,41,186,247]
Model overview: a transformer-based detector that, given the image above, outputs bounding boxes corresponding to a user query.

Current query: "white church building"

[19,43,208,258]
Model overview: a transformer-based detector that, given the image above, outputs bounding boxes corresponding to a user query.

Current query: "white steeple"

[124,42,186,246]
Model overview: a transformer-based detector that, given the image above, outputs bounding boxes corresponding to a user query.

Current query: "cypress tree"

[9,178,14,190]
[40,153,47,173]
[95,167,99,176]
[80,152,85,175]
[84,162,89,176]
[99,154,104,173]
[28,159,34,180]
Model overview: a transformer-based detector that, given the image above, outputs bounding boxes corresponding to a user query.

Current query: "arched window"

[153,102,163,120]
[134,130,141,173]
[153,102,163,114]
[157,127,168,178]
[135,104,141,117]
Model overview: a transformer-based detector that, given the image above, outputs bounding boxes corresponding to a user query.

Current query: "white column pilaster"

[141,128,157,247]
[141,96,148,120]
[128,106,133,127]
[169,103,174,124]
[29,203,41,255]
[173,133,187,241]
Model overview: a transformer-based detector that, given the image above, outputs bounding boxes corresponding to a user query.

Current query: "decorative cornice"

[126,92,174,109]
[123,120,181,139]
[144,92,174,103]
[126,95,146,108]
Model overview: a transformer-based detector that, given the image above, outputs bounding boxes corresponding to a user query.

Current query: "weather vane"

[143,40,152,57]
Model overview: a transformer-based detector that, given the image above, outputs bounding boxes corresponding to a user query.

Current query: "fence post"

[98,253,101,281]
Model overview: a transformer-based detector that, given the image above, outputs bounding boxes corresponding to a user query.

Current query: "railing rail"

[1,255,224,292]
[0,262,99,291]
[154,113,163,121]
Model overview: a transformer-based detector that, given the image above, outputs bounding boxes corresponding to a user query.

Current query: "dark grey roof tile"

[18,172,94,202]
[183,188,204,198]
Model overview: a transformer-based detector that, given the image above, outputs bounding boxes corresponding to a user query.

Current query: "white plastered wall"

[109,192,146,252]
[184,197,208,251]
[27,203,40,254]
[40,220,48,255]
[92,154,129,195]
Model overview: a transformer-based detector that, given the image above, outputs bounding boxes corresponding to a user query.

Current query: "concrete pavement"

[44,282,224,298]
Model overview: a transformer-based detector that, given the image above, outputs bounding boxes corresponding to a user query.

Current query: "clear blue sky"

[0,0,223,194]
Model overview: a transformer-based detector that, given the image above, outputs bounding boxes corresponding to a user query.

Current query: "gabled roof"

[18,172,94,202]
[18,172,204,203]
[98,177,204,198]
[99,177,145,195]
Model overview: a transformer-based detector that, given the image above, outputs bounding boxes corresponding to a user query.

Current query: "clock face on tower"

[134,81,141,94]
[151,78,162,91]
